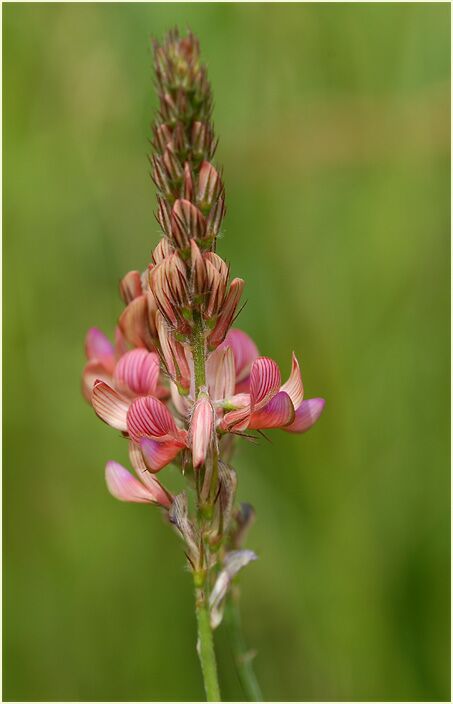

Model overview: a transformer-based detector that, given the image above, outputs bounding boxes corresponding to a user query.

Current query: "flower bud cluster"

[152,29,224,254]
[148,238,244,347]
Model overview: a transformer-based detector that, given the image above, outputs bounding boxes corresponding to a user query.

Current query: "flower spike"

[82,29,325,702]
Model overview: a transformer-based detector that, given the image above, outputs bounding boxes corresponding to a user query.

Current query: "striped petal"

[220,329,259,386]
[191,396,214,468]
[283,398,325,433]
[140,437,184,472]
[105,461,162,504]
[82,361,113,402]
[114,349,160,396]
[92,381,129,432]
[249,357,281,412]
[85,328,115,371]
[220,403,251,433]
[249,391,295,430]
[280,353,304,410]
[127,396,178,444]
[207,346,236,401]
[140,471,172,507]
[208,278,245,348]
[128,441,148,474]
[128,443,173,506]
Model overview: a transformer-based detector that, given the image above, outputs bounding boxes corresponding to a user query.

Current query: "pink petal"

[235,375,252,394]
[249,391,295,430]
[220,329,259,385]
[114,349,160,396]
[92,381,129,431]
[280,353,304,410]
[249,357,281,412]
[114,326,129,358]
[283,398,325,433]
[206,346,236,401]
[127,396,179,444]
[128,443,173,507]
[170,380,191,416]
[191,396,214,468]
[221,403,251,433]
[140,471,172,507]
[129,441,148,474]
[85,328,115,371]
[105,461,156,504]
[140,437,184,472]
[81,361,113,402]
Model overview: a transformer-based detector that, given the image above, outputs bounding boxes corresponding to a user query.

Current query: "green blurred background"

[3,3,450,701]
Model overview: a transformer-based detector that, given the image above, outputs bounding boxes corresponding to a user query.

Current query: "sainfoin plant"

[82,29,325,702]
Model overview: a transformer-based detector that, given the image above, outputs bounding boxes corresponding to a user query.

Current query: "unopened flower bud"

[152,155,172,198]
[152,237,174,266]
[153,123,172,154]
[120,270,143,304]
[163,146,183,182]
[183,162,194,200]
[171,199,206,248]
[205,193,226,239]
[118,291,158,349]
[197,161,223,210]
[191,393,214,468]
[208,278,244,348]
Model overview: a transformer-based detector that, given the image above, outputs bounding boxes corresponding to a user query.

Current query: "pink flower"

[91,379,188,472]
[83,326,163,400]
[105,444,172,507]
[127,396,188,472]
[219,354,325,434]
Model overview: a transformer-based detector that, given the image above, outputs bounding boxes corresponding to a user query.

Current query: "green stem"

[191,310,206,394]
[194,580,221,701]
[224,587,263,702]
[190,311,220,700]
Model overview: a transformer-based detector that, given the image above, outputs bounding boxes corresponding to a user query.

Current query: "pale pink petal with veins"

[220,329,259,388]
[191,396,214,468]
[82,361,113,402]
[207,346,235,401]
[280,353,304,410]
[114,349,160,396]
[105,460,170,506]
[92,381,129,432]
[249,357,281,412]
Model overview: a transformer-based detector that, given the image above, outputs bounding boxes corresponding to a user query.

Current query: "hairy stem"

[192,310,206,394]
[194,579,221,700]
[224,587,262,702]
